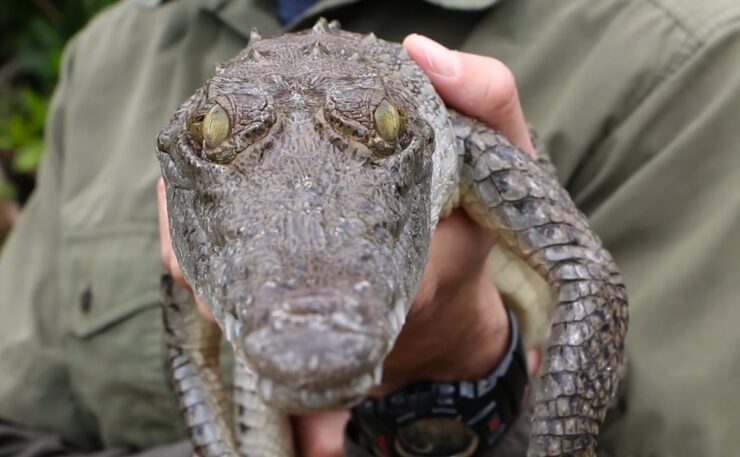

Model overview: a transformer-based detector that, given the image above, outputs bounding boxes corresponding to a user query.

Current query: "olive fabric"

[0,0,739,455]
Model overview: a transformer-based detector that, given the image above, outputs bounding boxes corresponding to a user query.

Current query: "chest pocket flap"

[59,225,163,338]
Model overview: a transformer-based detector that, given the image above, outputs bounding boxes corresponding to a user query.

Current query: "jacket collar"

[200,0,500,38]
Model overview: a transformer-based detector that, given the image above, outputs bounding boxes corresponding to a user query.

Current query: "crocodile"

[155,18,628,457]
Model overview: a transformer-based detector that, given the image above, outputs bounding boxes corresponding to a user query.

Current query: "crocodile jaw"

[221,306,399,412]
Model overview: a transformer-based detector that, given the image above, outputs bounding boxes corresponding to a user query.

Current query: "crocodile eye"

[203,104,231,148]
[373,100,403,141]
[187,103,231,148]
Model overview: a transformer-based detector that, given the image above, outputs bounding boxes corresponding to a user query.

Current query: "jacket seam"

[609,0,725,135]
[641,0,704,44]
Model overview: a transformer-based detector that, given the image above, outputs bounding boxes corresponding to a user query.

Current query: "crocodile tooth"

[356,373,375,391]
[328,20,342,32]
[388,306,400,334]
[225,313,243,341]
[373,365,384,384]
[223,313,236,342]
[258,378,273,401]
[392,301,406,332]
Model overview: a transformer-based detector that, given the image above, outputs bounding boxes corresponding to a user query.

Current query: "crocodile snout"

[244,325,386,387]
[229,287,391,410]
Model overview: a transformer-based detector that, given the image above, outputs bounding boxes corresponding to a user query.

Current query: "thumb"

[402,34,535,158]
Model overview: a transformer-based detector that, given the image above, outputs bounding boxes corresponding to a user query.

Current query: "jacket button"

[80,286,93,313]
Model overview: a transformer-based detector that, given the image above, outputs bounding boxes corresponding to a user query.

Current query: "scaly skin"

[156,18,627,457]
[456,117,628,456]
[161,274,238,457]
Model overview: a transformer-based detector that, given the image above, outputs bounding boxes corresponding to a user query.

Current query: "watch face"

[395,417,479,457]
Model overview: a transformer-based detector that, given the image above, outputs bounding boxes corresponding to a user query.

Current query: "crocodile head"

[156,20,446,411]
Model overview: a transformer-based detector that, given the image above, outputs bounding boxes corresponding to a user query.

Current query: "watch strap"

[349,307,528,456]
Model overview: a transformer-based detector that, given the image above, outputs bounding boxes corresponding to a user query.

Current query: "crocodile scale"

[156,18,628,457]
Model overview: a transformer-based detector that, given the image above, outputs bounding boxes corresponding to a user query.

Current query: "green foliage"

[0,181,16,201]
[0,0,119,201]
[0,88,48,173]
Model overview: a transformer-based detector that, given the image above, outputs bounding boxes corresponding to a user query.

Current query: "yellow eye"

[373,99,403,141]
[203,104,231,148]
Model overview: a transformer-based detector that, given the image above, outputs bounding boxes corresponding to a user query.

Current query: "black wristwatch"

[349,308,528,457]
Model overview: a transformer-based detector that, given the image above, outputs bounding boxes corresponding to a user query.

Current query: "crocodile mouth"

[255,364,384,412]
[221,299,409,411]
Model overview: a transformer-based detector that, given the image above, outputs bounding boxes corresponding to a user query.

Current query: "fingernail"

[413,34,459,77]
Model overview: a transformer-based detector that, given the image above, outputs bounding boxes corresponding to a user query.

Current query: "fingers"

[528,348,543,376]
[156,177,183,281]
[385,39,531,389]
[402,34,536,158]
[291,411,348,457]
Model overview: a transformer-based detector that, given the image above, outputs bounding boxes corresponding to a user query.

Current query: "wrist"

[350,306,528,457]
[375,265,510,394]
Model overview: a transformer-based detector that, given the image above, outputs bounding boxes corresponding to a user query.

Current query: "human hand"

[377,34,539,389]
[157,34,538,456]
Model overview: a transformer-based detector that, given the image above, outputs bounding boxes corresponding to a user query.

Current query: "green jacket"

[1,0,739,455]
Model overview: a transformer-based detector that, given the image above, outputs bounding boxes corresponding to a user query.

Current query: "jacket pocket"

[58,224,186,448]
[59,225,163,338]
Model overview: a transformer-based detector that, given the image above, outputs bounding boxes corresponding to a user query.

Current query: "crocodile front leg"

[161,274,238,457]
[455,117,628,456]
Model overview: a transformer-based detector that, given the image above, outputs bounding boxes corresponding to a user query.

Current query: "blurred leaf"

[0,0,120,204]
[15,141,45,172]
[20,88,48,123]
